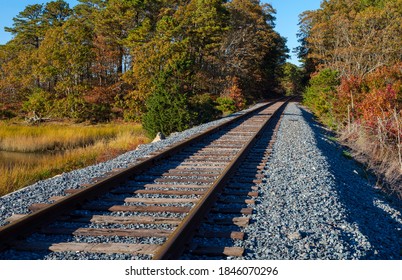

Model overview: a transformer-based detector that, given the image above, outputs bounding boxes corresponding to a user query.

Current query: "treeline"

[298,0,401,192]
[0,0,289,136]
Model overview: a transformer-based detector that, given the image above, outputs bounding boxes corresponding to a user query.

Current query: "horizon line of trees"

[0,0,293,137]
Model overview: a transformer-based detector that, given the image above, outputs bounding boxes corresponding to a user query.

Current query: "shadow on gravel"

[299,106,402,260]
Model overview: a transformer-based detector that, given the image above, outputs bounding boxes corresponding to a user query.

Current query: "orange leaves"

[336,64,401,141]
[356,64,401,130]
[308,63,401,143]
[227,77,246,110]
[357,84,398,127]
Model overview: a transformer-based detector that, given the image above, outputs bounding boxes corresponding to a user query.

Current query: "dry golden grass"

[340,122,402,199]
[0,123,141,152]
[0,124,150,196]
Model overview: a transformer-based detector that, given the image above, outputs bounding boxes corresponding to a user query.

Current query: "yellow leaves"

[127,18,152,44]
[303,0,402,78]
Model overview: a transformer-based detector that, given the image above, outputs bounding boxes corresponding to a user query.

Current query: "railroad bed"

[237,103,402,260]
[0,99,290,260]
[1,100,401,260]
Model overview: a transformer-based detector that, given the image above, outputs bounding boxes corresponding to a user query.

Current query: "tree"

[42,0,72,28]
[35,17,94,95]
[142,64,192,138]
[4,4,44,49]
[298,0,402,78]
[176,0,229,95]
[1,0,289,122]
[220,0,288,99]
[123,5,189,120]
[122,0,228,119]
[280,62,304,96]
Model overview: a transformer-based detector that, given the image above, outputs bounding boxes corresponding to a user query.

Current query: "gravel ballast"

[241,102,402,260]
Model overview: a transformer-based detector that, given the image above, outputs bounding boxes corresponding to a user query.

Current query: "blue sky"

[264,0,322,65]
[0,0,322,66]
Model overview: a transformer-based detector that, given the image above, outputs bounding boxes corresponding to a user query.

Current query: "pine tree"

[142,64,192,138]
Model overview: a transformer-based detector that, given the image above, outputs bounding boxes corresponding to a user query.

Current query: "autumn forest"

[0,0,290,137]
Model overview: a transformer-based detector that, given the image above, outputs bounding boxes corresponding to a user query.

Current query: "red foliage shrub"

[333,64,401,141]
[334,76,364,125]
[354,64,401,142]
[334,64,401,191]
[356,84,397,127]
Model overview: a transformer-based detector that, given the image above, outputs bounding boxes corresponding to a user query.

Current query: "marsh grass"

[0,123,150,196]
[0,123,139,152]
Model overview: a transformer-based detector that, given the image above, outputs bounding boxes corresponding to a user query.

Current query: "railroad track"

[0,98,290,260]
[182,102,286,259]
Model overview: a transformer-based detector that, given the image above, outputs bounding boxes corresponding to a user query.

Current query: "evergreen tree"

[142,64,192,138]
[5,4,44,49]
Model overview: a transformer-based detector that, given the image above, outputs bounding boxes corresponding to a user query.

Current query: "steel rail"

[152,98,291,259]
[0,99,283,251]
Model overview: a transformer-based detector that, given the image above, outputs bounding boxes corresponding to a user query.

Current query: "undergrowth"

[303,64,401,198]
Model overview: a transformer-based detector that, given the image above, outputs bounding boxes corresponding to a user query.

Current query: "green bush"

[303,69,340,128]
[88,103,112,123]
[0,108,16,119]
[22,87,112,123]
[216,96,236,115]
[189,93,220,125]
[49,94,92,121]
[22,88,54,117]
[47,94,109,122]
[142,81,191,138]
